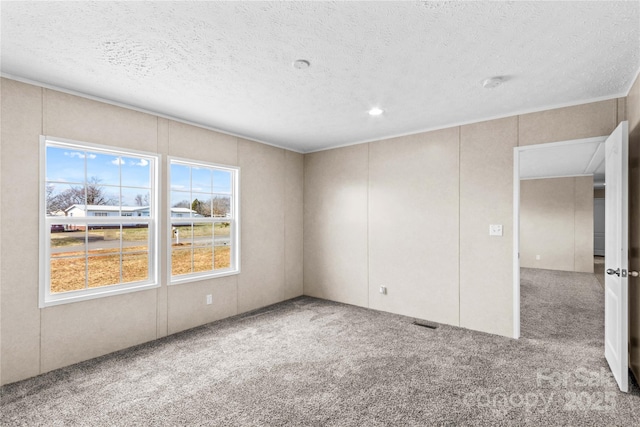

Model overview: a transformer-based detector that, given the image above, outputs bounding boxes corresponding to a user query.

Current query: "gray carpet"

[594,256,605,288]
[2,269,639,426]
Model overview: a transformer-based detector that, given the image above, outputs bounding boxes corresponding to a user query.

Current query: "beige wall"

[1,74,629,385]
[0,78,304,385]
[305,98,618,338]
[627,71,640,384]
[460,117,517,337]
[303,144,369,306]
[368,129,460,324]
[520,177,594,273]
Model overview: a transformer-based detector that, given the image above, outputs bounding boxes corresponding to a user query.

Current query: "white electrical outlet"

[489,224,503,236]
[206,294,213,305]
[536,255,541,261]
[379,286,387,295]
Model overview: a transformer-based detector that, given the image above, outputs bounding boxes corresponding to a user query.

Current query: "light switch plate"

[489,224,503,236]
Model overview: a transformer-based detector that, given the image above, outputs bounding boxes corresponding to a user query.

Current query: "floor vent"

[412,320,438,329]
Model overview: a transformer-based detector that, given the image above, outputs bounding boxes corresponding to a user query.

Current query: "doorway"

[513,122,632,392]
[512,136,607,338]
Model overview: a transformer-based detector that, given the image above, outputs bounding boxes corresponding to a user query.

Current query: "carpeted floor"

[594,256,605,288]
[2,268,639,426]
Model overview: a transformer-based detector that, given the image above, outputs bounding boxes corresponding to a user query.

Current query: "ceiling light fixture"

[482,76,504,89]
[293,59,310,69]
[368,107,384,116]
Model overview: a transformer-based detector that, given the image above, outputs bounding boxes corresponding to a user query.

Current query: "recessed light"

[293,59,310,69]
[482,76,504,89]
[368,107,384,116]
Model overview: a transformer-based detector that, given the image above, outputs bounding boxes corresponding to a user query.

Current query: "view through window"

[169,158,239,281]
[42,137,158,306]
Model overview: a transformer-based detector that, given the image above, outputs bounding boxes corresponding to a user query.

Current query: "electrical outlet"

[206,294,213,305]
[489,224,503,236]
[379,286,387,295]
[536,255,541,261]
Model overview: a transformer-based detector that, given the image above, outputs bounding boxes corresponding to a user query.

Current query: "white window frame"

[39,136,160,307]
[168,157,240,285]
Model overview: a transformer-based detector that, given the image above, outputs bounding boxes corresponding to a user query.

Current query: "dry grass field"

[49,224,231,294]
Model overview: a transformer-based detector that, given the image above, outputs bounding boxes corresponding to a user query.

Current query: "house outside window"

[169,157,239,283]
[40,136,159,307]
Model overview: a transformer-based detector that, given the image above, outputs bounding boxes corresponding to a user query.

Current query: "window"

[40,136,159,307]
[169,158,239,283]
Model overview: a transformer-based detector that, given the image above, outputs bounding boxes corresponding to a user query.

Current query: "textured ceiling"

[1,1,639,152]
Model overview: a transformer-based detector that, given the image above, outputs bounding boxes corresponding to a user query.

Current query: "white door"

[604,121,629,392]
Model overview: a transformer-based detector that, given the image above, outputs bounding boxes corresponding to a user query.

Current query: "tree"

[46,177,116,213]
[191,198,211,217]
[85,177,116,205]
[173,200,191,209]
[212,196,230,217]
[134,193,150,206]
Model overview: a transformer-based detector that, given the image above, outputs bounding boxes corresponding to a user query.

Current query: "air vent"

[412,320,438,329]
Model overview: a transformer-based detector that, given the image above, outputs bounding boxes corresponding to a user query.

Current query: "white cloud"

[129,158,149,167]
[171,184,185,190]
[64,151,96,159]
[111,158,125,165]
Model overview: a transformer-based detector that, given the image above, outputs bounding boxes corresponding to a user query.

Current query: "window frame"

[39,136,160,307]
[168,156,240,285]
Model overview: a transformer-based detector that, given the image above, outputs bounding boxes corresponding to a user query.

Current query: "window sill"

[40,281,160,308]
[169,269,240,285]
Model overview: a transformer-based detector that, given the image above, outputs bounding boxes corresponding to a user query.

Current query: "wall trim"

[304,95,626,154]
[1,73,631,156]
[0,73,305,154]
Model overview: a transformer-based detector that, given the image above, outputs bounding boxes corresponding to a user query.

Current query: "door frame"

[512,136,608,339]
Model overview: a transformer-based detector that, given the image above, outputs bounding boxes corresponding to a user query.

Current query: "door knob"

[630,271,639,277]
[606,268,620,276]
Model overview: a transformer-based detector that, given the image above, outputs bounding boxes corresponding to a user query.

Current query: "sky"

[46,145,151,208]
[46,145,233,210]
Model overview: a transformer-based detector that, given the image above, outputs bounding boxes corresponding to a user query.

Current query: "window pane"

[212,195,231,218]
[88,255,121,288]
[170,163,190,191]
[121,156,150,188]
[214,222,231,269]
[46,146,85,184]
[191,194,211,217]
[172,224,193,245]
[193,247,213,273]
[87,152,120,186]
[122,252,148,283]
[172,248,192,276]
[214,222,231,246]
[50,257,86,293]
[122,225,148,252]
[213,169,232,194]
[121,187,150,212]
[215,246,231,270]
[193,223,213,240]
[87,225,121,256]
[171,192,192,217]
[191,167,212,193]
[50,226,86,257]
[86,179,118,206]
[46,183,86,216]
